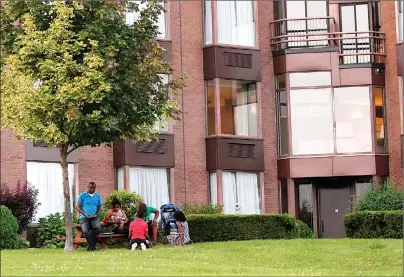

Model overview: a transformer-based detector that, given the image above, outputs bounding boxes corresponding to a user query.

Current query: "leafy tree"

[1,0,184,252]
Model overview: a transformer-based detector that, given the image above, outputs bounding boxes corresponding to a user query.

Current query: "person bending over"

[128,208,151,251]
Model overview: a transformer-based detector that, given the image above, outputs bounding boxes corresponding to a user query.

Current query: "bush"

[182,202,222,215]
[355,182,403,211]
[36,213,71,248]
[103,190,143,221]
[344,210,403,239]
[0,205,18,249]
[187,214,315,242]
[295,219,317,239]
[15,236,30,249]
[0,181,40,233]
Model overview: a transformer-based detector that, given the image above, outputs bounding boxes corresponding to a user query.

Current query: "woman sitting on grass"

[167,211,192,247]
[102,197,129,234]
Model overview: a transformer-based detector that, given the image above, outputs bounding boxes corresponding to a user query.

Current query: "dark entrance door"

[318,178,353,238]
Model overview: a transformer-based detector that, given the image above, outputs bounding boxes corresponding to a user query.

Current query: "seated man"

[76,182,102,251]
[138,203,160,246]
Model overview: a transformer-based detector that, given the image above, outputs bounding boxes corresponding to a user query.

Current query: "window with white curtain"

[222,171,260,214]
[204,0,213,44]
[116,167,124,190]
[220,79,258,137]
[125,1,167,38]
[209,172,218,205]
[153,74,170,132]
[129,167,170,210]
[216,1,255,46]
[27,162,75,222]
[398,0,403,41]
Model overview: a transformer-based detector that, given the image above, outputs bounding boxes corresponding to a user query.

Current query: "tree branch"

[66,145,79,156]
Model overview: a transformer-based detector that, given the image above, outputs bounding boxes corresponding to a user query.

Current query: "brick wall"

[170,1,208,206]
[257,1,279,213]
[77,145,115,201]
[381,1,403,187]
[0,130,26,186]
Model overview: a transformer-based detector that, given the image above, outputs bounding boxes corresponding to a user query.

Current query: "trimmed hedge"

[344,210,403,239]
[187,214,315,242]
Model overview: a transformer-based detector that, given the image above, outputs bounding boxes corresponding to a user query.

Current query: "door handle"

[321,220,324,233]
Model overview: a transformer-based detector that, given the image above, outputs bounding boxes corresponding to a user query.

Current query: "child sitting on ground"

[128,207,151,251]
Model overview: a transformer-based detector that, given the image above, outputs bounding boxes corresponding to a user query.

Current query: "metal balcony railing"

[270,17,386,65]
[270,17,337,50]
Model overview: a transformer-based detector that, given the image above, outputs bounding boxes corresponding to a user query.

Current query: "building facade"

[1,0,403,238]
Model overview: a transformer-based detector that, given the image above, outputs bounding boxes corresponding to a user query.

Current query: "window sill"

[206,134,262,140]
[202,44,259,51]
[277,153,388,159]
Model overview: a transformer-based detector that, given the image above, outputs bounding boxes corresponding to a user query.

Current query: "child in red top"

[128,206,151,250]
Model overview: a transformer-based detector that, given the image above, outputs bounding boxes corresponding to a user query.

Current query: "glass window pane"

[399,1,404,40]
[289,71,331,87]
[277,91,289,155]
[279,179,288,214]
[334,87,372,153]
[297,183,313,230]
[207,80,215,136]
[126,1,166,38]
[290,88,334,155]
[222,171,260,214]
[306,1,327,18]
[286,0,305,19]
[204,1,212,44]
[217,1,255,46]
[355,180,372,201]
[275,74,286,90]
[375,87,386,152]
[220,80,258,136]
[209,172,218,205]
[154,74,170,132]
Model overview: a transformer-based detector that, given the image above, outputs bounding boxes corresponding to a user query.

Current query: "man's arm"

[76,203,90,218]
[94,205,101,218]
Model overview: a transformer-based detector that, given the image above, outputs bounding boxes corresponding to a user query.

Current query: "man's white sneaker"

[140,243,147,250]
[131,243,137,251]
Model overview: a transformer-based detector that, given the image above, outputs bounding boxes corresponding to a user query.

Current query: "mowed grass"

[1,239,402,276]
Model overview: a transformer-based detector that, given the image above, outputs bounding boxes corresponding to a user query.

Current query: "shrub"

[36,213,71,248]
[182,202,222,215]
[103,190,143,221]
[187,214,315,242]
[16,236,30,249]
[344,210,403,239]
[355,182,403,211]
[0,205,18,249]
[0,181,40,233]
[295,219,317,239]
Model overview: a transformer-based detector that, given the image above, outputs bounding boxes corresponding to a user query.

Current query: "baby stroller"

[160,204,180,234]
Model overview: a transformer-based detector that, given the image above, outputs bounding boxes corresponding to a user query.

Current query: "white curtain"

[27,162,75,222]
[129,167,170,210]
[217,1,255,46]
[125,1,166,38]
[222,171,260,215]
[209,172,217,205]
[234,93,258,136]
[204,1,212,44]
[117,167,124,190]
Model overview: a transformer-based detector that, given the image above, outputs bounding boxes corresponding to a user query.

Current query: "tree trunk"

[60,144,73,252]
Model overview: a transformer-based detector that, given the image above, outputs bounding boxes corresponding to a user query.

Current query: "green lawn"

[1,239,402,276]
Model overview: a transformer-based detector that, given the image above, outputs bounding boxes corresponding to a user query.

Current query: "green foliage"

[296,220,317,239]
[103,190,143,221]
[355,182,403,211]
[1,0,184,148]
[0,206,19,249]
[182,202,222,215]
[187,214,315,243]
[15,236,30,249]
[344,210,403,239]
[36,213,75,248]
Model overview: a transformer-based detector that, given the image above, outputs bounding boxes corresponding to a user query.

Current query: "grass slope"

[1,239,402,276]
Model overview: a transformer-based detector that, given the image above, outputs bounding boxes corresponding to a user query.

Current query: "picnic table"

[57,223,128,250]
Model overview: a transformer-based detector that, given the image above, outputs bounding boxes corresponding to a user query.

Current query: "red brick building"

[1,0,403,238]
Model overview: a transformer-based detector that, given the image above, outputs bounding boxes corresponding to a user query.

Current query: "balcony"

[270,17,386,65]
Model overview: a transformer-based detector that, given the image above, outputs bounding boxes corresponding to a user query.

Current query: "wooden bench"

[57,223,128,250]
